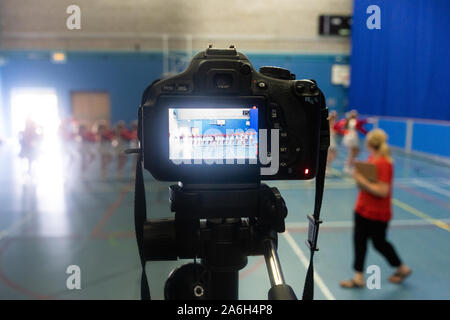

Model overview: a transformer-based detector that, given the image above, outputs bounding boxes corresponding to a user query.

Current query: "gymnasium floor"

[0,140,449,300]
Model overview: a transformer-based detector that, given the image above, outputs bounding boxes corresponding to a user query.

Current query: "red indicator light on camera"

[304,168,309,175]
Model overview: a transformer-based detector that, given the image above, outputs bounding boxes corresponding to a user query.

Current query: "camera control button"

[271,109,277,119]
[162,84,175,92]
[257,81,267,89]
[280,147,288,153]
[294,81,305,94]
[176,84,189,92]
[240,63,251,75]
[269,102,279,110]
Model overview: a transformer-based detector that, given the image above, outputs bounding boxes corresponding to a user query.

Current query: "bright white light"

[10,88,68,236]
[11,88,59,140]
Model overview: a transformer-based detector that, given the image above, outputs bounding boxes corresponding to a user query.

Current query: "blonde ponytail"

[366,129,392,162]
[378,142,391,159]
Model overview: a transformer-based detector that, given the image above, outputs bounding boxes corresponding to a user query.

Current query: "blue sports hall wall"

[350,0,450,121]
[361,116,450,159]
[0,50,349,137]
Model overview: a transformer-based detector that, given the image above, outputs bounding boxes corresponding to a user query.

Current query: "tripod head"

[142,183,296,300]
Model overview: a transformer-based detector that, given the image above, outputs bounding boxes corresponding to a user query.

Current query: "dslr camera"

[140,45,325,183]
[134,46,329,300]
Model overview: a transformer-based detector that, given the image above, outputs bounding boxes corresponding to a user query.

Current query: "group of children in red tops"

[59,118,138,179]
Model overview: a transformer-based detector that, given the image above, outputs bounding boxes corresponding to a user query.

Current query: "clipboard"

[354,161,378,182]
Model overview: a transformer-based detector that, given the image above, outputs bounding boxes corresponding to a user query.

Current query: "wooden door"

[71,92,110,128]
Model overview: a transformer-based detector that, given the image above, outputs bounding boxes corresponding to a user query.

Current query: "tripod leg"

[264,238,297,300]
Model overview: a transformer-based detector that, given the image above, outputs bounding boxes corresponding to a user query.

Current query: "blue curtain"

[349,0,450,120]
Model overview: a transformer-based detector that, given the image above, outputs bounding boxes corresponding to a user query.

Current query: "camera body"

[139,46,325,183]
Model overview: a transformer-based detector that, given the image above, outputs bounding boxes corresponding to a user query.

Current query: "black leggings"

[353,212,402,272]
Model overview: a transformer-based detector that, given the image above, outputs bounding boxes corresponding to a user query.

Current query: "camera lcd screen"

[169,107,258,162]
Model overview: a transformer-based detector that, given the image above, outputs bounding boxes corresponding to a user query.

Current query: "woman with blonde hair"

[340,129,411,288]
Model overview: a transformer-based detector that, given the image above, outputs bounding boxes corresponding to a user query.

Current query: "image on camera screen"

[169,107,258,162]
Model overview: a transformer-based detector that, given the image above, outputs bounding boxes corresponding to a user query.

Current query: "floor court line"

[412,179,450,198]
[0,240,52,300]
[391,199,449,232]
[273,178,450,191]
[0,182,37,241]
[397,184,450,210]
[286,218,450,230]
[282,231,336,300]
[0,210,33,241]
[91,181,134,237]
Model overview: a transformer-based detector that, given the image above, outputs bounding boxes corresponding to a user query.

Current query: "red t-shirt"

[101,130,115,141]
[82,131,98,142]
[355,156,393,222]
[119,129,134,141]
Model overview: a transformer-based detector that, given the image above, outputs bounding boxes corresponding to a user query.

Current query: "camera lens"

[214,73,233,89]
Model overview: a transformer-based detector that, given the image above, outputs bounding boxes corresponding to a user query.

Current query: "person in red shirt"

[334,110,369,174]
[340,129,412,288]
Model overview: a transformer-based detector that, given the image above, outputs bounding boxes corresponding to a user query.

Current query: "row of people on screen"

[59,118,138,179]
[170,131,257,146]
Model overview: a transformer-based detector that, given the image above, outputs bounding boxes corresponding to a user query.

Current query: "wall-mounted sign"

[331,64,350,87]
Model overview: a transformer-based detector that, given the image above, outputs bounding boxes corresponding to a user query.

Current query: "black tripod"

[142,183,297,300]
